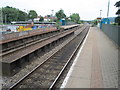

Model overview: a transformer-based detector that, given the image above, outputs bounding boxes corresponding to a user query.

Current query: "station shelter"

[60,19,66,26]
[100,17,116,29]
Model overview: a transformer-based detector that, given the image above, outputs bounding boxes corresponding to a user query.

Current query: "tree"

[115,16,120,25]
[55,9,66,21]
[70,13,80,24]
[93,19,98,26]
[115,1,120,25]
[116,9,120,15]
[115,1,120,7]
[28,10,38,20]
[115,1,120,15]
[18,10,28,21]
[2,6,18,23]
[2,6,28,23]
[39,16,44,22]
[47,15,51,17]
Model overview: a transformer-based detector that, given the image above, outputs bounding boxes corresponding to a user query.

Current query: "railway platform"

[61,27,118,88]
[60,24,80,29]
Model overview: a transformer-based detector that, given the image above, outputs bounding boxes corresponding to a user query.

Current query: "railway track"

[1,29,75,63]
[1,25,80,76]
[1,30,60,53]
[8,25,89,89]
[1,25,80,58]
[1,25,79,53]
[1,30,70,56]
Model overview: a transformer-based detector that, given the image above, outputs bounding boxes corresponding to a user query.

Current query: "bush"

[55,22,60,29]
[112,23,118,25]
[115,16,120,25]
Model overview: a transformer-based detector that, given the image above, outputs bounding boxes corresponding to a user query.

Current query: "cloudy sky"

[1,0,119,20]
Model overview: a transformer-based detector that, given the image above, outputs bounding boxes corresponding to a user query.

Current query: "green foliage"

[80,20,84,24]
[65,17,69,23]
[2,6,38,24]
[115,16,120,25]
[115,1,120,25]
[77,20,81,24]
[56,22,60,29]
[116,9,120,15]
[115,1,120,7]
[47,15,51,17]
[70,13,80,24]
[18,10,28,21]
[112,23,118,25]
[28,10,38,20]
[2,6,28,23]
[55,9,66,20]
[39,16,44,22]
[115,1,120,16]
[93,19,98,25]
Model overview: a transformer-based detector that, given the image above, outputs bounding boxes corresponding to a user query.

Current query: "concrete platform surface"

[61,27,118,88]
[60,24,79,29]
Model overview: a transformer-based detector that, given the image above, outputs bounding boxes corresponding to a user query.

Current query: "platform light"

[51,10,54,22]
[100,10,102,18]
[107,0,110,24]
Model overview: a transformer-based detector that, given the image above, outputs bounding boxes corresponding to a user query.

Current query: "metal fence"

[102,24,120,47]
[66,22,77,25]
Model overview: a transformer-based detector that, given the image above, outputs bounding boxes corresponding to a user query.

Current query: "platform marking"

[60,27,91,88]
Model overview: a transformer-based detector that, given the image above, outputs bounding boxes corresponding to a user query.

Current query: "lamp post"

[99,10,102,29]
[5,14,7,24]
[70,13,71,21]
[107,0,110,24]
[100,10,102,18]
[51,10,54,22]
[0,8,3,25]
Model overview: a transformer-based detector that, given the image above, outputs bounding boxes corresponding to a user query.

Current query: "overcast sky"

[1,0,119,20]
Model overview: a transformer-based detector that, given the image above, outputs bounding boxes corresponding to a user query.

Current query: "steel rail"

[1,29,74,57]
[1,30,60,53]
[49,26,89,90]
[1,25,80,52]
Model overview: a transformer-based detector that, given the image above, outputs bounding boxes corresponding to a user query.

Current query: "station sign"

[97,18,102,20]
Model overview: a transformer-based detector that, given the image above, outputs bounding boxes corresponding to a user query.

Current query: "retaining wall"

[102,24,120,47]
[0,27,57,41]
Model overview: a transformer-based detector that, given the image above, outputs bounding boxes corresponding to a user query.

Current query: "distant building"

[100,17,116,29]
[44,16,51,22]
[60,18,66,26]
[33,16,41,22]
[34,18,40,22]
[96,17,102,27]
[101,17,116,24]
[44,16,57,22]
